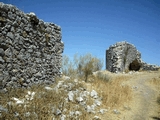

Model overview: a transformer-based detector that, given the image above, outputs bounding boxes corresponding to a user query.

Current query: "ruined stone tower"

[106,41,159,73]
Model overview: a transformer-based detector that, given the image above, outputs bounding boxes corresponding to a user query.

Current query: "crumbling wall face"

[0,2,64,89]
[141,62,159,71]
[106,41,159,73]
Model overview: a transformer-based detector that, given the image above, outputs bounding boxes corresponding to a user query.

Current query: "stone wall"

[106,41,159,73]
[0,2,64,89]
[141,62,159,71]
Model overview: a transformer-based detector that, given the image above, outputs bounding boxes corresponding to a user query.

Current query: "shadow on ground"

[152,117,160,120]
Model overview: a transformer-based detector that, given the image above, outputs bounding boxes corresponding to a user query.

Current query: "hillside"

[0,70,160,120]
[98,70,160,120]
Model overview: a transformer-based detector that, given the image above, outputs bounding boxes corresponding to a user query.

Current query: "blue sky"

[2,0,160,69]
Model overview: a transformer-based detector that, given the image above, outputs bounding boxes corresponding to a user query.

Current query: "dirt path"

[121,72,160,120]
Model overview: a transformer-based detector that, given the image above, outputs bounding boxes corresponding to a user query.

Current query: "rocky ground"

[0,70,160,120]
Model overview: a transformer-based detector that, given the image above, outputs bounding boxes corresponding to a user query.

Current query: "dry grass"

[90,72,132,109]
[150,77,160,87]
[148,70,160,119]
[150,76,160,105]
[0,72,133,120]
[149,69,160,91]
[0,81,90,120]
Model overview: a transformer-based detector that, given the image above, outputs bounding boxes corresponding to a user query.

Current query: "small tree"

[77,54,103,82]
[61,53,103,81]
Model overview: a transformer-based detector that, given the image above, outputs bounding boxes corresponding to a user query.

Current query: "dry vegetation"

[0,74,132,120]
[61,53,103,80]
[0,81,90,120]
[149,69,160,105]
[61,53,132,109]
[0,53,140,120]
[92,73,132,109]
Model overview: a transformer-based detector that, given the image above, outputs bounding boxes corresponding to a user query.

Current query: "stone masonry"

[106,41,159,73]
[0,2,64,89]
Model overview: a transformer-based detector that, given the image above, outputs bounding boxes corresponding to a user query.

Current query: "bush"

[77,53,103,82]
[61,53,103,82]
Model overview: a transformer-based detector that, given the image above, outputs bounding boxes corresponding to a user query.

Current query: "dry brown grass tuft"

[91,73,132,109]
[150,77,160,86]
[148,71,160,118]
[150,76,160,106]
